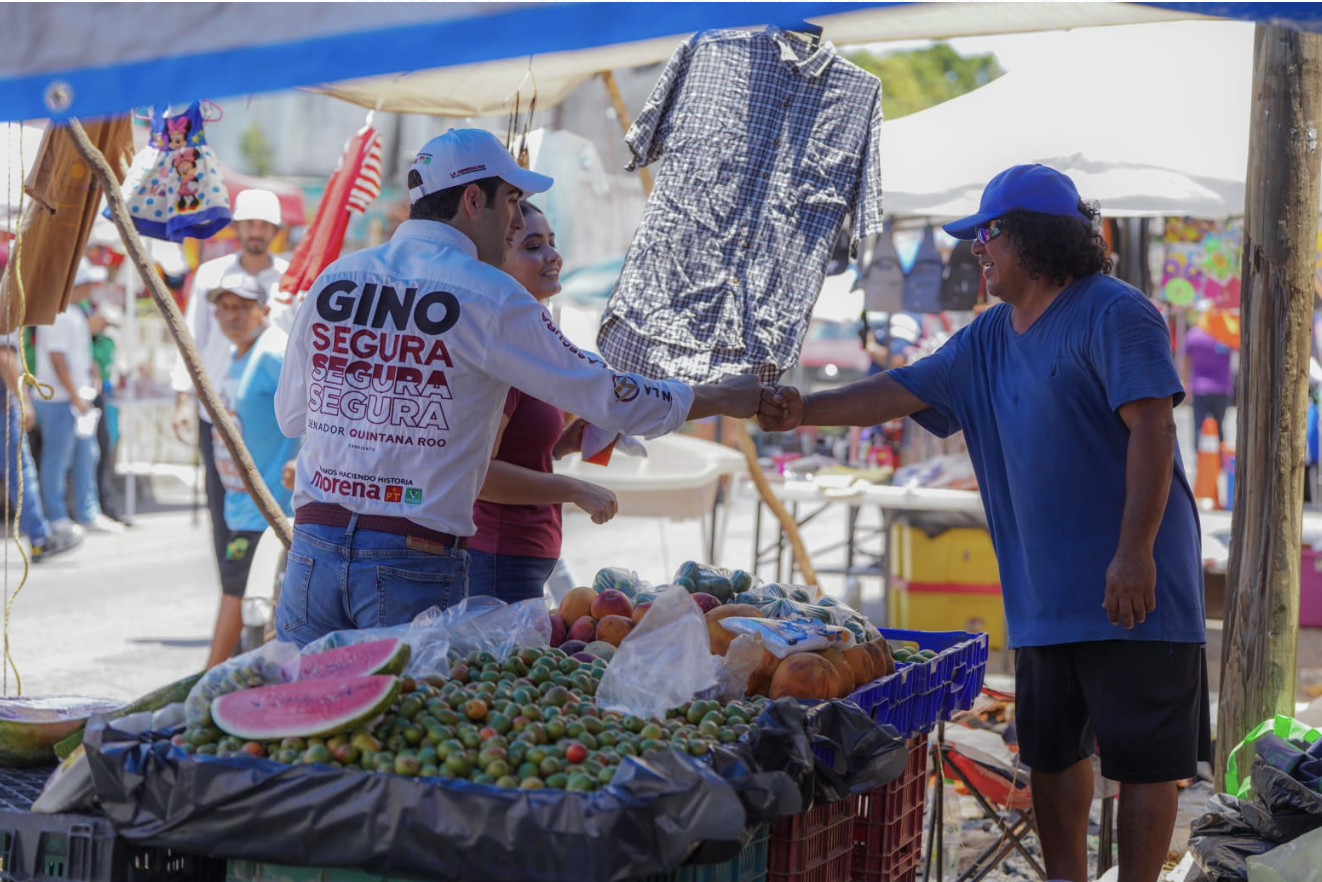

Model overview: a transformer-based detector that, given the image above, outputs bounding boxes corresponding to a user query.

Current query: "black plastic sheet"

[85,697,906,882]
[1241,756,1322,844]
[1189,793,1276,882]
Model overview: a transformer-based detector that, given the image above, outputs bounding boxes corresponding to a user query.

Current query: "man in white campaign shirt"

[274,128,763,646]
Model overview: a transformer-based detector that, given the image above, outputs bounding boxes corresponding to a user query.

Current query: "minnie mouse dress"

[119,102,231,241]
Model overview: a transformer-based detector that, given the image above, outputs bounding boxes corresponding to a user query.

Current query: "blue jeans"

[274,520,469,647]
[5,399,49,545]
[33,399,100,524]
[467,549,556,604]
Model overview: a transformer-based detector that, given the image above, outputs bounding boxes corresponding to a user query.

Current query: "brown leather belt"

[295,502,469,549]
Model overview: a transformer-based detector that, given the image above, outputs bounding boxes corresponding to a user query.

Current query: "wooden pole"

[599,72,654,197]
[66,119,294,551]
[1216,25,1322,789]
[598,70,819,586]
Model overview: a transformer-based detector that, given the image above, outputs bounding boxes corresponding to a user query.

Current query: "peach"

[769,653,840,701]
[591,589,633,621]
[631,602,652,625]
[596,615,635,647]
[549,613,566,648]
[567,615,598,644]
[559,586,597,627]
[819,647,856,698]
[705,604,763,655]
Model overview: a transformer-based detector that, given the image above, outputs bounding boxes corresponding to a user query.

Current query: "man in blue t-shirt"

[759,165,1207,882]
[205,273,300,668]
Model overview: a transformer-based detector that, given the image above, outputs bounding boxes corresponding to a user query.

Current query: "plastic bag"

[1241,757,1322,844]
[1227,715,1322,799]
[1248,826,1322,882]
[719,618,854,659]
[1191,793,1278,881]
[184,640,299,726]
[418,596,549,663]
[591,566,652,601]
[301,612,453,679]
[673,561,759,604]
[713,634,766,702]
[596,586,716,721]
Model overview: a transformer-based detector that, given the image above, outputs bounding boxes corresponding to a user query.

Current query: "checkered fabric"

[598,26,884,384]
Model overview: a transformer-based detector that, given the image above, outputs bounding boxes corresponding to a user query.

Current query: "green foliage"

[846,42,1004,120]
[238,122,274,177]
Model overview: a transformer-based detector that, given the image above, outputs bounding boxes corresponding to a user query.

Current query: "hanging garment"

[597,26,884,384]
[902,226,944,314]
[940,239,982,311]
[858,224,905,313]
[0,117,134,332]
[275,125,383,325]
[119,102,230,242]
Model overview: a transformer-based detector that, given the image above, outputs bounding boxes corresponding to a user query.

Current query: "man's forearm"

[478,461,581,505]
[801,373,927,427]
[1116,414,1176,557]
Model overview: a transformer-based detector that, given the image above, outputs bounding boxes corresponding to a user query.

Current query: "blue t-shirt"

[214,327,300,532]
[890,274,1204,648]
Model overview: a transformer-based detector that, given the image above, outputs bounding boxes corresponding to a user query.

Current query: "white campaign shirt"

[34,307,94,403]
[277,220,694,537]
[171,253,288,423]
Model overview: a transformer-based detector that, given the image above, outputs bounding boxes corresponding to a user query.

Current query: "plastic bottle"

[942,779,962,876]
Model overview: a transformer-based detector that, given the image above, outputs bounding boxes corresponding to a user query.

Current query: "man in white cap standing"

[274,128,764,646]
[171,189,286,585]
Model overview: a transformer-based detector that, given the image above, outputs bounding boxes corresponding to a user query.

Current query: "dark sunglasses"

[975,219,1006,245]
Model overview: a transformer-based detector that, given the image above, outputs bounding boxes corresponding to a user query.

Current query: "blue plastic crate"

[848,628,989,738]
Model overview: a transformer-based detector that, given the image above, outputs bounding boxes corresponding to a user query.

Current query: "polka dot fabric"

[119,102,231,241]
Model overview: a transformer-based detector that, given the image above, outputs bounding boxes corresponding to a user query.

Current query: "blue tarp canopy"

[4,2,1320,124]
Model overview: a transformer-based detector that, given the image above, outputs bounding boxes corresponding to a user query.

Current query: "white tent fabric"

[303,3,1198,117]
[882,20,1257,219]
[0,2,1207,123]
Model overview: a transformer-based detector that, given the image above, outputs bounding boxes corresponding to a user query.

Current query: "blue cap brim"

[942,210,997,240]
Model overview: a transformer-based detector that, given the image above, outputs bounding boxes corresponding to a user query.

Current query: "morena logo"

[612,374,640,403]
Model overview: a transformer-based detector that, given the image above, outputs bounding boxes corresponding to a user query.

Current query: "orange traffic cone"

[1194,416,1222,510]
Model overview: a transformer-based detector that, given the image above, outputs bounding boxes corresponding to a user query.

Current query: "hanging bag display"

[859,224,905,313]
[940,239,982,311]
[119,101,231,242]
[902,225,945,314]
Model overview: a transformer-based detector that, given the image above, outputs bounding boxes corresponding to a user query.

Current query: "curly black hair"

[997,201,1112,287]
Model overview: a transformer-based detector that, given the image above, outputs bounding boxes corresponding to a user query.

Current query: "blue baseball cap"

[942,164,1091,240]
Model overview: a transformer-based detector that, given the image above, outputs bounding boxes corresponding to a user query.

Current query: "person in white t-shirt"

[273,128,765,646]
[32,259,120,534]
[171,189,287,581]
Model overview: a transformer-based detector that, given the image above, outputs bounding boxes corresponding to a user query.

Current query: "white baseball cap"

[74,257,108,287]
[231,189,283,226]
[207,272,271,306]
[408,128,553,204]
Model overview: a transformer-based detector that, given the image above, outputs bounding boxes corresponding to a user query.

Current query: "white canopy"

[882,20,1257,219]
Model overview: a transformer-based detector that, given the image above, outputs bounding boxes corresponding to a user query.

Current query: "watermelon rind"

[299,638,410,681]
[0,695,124,768]
[54,671,205,760]
[211,675,400,741]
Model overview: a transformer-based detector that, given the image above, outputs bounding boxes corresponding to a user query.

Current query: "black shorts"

[219,530,265,598]
[1014,641,1212,784]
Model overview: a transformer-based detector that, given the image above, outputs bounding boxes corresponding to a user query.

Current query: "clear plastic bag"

[184,640,300,727]
[673,561,759,604]
[1248,826,1322,882]
[301,614,453,680]
[596,585,717,721]
[417,596,550,663]
[591,567,653,601]
[713,634,766,702]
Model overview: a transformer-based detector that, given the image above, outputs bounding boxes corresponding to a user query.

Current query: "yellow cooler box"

[888,522,1006,649]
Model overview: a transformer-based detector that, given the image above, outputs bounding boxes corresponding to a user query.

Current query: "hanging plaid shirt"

[598,27,884,384]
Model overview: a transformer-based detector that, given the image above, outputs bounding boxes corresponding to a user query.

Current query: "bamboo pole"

[598,72,818,586]
[67,119,293,550]
[1215,25,1322,789]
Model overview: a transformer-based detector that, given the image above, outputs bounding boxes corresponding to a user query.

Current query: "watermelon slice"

[0,695,124,768]
[299,638,410,681]
[211,675,400,741]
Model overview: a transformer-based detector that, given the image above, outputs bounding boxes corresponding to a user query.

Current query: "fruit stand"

[0,562,987,882]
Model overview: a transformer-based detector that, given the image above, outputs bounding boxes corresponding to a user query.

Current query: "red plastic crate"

[851,736,928,882]
[767,798,854,882]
